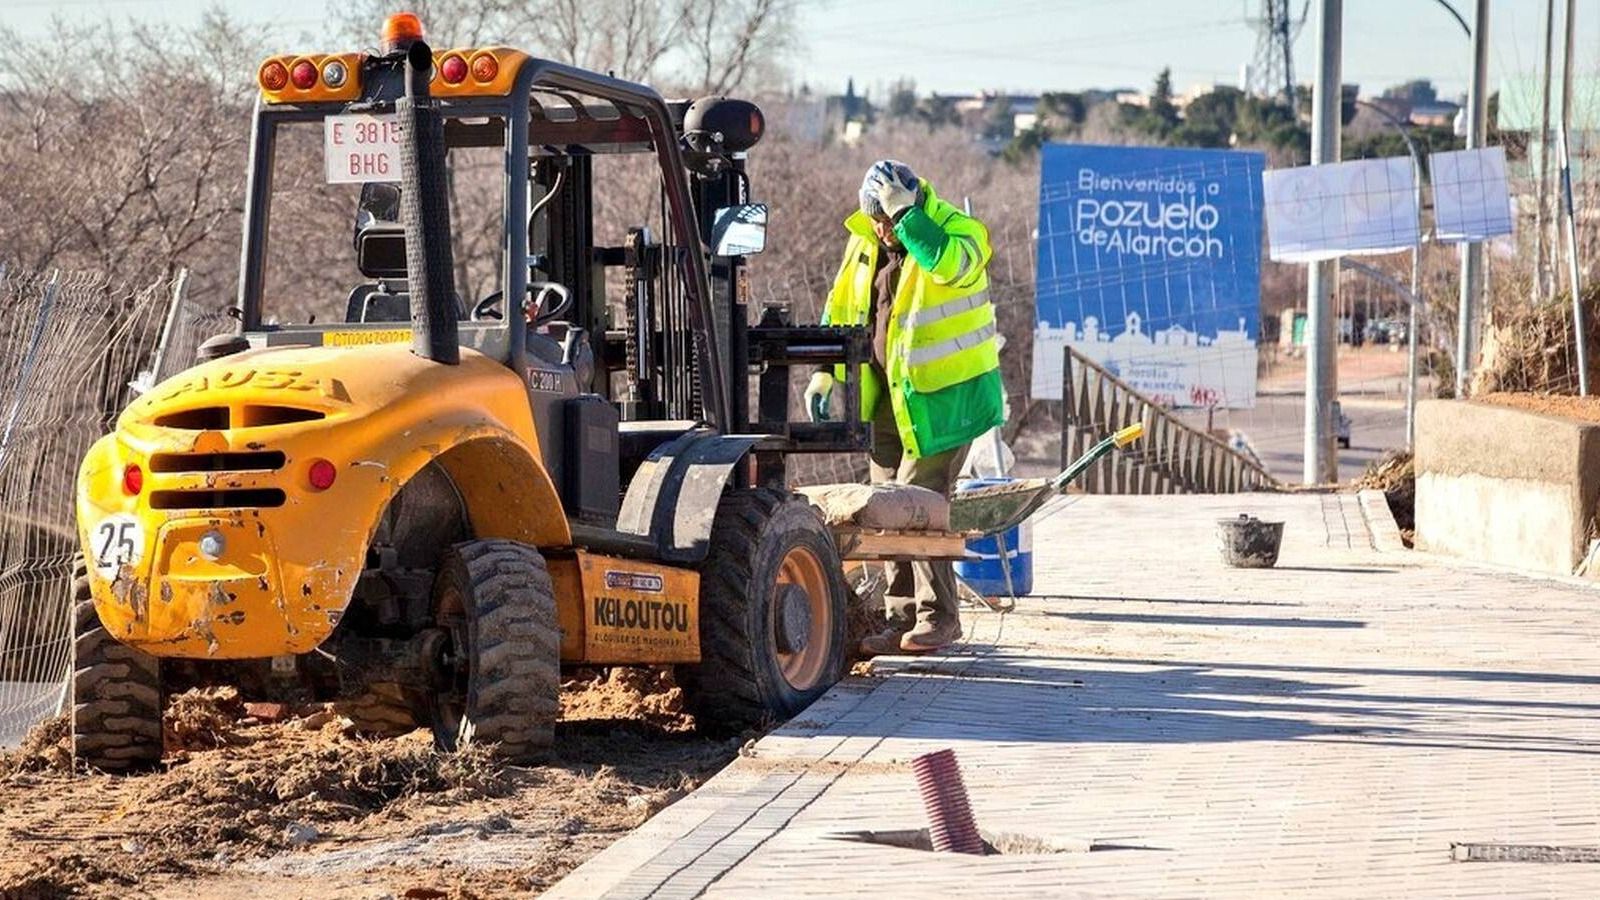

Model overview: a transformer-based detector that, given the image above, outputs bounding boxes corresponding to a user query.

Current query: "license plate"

[324,114,401,184]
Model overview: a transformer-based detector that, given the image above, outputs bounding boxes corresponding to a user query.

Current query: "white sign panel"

[1262,157,1419,262]
[1430,146,1514,243]
[324,114,401,184]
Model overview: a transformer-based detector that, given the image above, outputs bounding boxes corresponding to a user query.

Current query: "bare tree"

[0,12,260,298]
[678,0,796,94]
[334,0,790,93]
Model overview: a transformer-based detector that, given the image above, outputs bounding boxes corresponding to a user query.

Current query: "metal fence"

[0,268,211,746]
[1061,346,1279,494]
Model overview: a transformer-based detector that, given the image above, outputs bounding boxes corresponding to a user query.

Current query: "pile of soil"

[1356,452,1415,545]
[1474,391,1600,425]
[560,667,693,733]
[0,669,742,899]
[164,686,249,752]
[0,713,69,777]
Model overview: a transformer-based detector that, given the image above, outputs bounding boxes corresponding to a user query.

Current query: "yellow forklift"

[71,13,876,770]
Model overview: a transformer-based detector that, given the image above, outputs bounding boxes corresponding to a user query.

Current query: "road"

[1179,390,1409,483]
[1173,350,1427,483]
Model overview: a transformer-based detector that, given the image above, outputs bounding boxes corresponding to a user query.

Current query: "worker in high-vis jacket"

[805,159,1005,655]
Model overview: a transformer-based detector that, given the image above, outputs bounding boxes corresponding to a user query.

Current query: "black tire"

[681,489,850,729]
[71,560,163,773]
[427,540,560,761]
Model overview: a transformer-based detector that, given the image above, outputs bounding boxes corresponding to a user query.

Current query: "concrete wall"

[1414,399,1600,576]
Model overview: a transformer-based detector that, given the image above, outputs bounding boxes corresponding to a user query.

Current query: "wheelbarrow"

[829,422,1147,562]
[832,422,1146,615]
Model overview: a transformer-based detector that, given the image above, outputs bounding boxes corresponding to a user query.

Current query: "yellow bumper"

[77,431,371,658]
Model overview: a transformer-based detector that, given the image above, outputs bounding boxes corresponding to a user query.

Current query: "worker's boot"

[899,559,962,652]
[858,626,909,657]
[900,617,962,652]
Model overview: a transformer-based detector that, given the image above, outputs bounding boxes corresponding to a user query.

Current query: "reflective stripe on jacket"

[821,180,1004,458]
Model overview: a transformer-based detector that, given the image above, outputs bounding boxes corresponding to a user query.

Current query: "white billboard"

[1262,157,1419,262]
[1430,146,1514,243]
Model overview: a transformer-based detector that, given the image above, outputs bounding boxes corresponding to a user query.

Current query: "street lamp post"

[1455,0,1490,398]
[1304,0,1343,485]
[1353,99,1424,449]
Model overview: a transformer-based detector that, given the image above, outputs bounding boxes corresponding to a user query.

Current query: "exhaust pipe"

[397,40,459,365]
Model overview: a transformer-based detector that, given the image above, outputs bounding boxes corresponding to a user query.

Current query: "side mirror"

[711,203,768,256]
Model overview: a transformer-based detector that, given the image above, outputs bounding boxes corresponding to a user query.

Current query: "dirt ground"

[0,669,743,899]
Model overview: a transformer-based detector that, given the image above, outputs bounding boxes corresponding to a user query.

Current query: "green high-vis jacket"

[822,180,1005,458]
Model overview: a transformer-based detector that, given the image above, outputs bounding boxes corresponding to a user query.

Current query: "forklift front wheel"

[682,489,849,729]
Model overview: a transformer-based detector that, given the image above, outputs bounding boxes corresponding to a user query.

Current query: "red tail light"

[440,54,468,84]
[308,458,337,491]
[122,464,143,496]
[290,60,318,90]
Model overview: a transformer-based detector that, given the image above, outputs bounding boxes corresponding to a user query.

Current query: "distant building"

[1498,72,1600,181]
[1410,101,1460,128]
[823,77,873,143]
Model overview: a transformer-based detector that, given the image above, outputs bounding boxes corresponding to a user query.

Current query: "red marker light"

[259,60,289,91]
[470,52,498,83]
[122,464,143,496]
[440,54,468,84]
[308,459,337,491]
[290,60,318,90]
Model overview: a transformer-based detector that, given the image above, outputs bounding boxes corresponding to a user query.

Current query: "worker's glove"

[874,175,918,220]
[804,372,834,422]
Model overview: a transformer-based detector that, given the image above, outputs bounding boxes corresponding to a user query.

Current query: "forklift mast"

[527,99,872,487]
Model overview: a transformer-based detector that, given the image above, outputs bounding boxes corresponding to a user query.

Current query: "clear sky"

[2,0,1591,102]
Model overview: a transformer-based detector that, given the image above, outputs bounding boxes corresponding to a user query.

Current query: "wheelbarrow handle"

[1050,422,1146,493]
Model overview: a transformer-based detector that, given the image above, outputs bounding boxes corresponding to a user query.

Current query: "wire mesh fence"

[0,268,201,746]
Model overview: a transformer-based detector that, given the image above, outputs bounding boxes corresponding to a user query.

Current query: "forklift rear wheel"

[683,489,849,728]
[71,558,164,773]
[426,540,560,761]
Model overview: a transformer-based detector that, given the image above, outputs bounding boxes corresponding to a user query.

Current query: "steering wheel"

[470,282,572,325]
[471,293,504,321]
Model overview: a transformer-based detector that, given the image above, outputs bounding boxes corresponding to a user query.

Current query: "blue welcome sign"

[1031,144,1265,409]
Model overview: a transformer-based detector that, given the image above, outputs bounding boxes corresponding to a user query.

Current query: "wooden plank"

[832,527,974,562]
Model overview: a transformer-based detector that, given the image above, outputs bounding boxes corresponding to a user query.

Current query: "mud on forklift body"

[70,15,870,771]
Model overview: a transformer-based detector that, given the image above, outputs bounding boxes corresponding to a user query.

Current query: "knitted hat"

[859,159,920,219]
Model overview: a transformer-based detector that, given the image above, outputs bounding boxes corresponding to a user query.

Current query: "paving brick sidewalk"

[547,493,1600,899]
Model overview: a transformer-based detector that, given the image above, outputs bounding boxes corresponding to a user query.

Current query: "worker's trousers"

[868,395,969,634]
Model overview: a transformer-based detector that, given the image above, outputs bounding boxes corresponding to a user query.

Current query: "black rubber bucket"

[1216,514,1284,568]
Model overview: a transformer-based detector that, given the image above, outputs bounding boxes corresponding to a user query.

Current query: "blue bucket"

[953,477,1034,597]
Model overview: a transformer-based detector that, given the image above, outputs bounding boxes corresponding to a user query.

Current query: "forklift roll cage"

[234,54,872,482]
[236,56,737,430]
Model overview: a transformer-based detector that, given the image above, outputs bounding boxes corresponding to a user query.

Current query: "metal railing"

[1060,347,1279,494]
[0,268,213,746]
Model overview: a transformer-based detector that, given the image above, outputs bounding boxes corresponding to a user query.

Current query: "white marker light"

[322,60,348,89]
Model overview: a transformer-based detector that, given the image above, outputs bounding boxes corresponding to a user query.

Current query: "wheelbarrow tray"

[948,423,1145,535]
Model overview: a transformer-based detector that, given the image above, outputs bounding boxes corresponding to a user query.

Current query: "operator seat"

[343,280,468,324]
